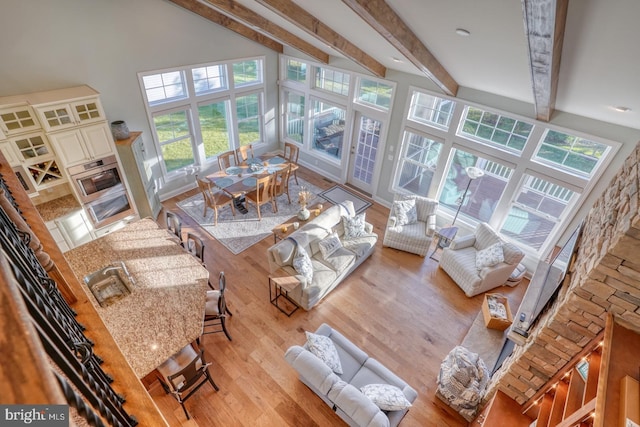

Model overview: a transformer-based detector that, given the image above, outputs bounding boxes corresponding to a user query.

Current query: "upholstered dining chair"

[156,342,219,420]
[244,174,275,220]
[165,210,183,247]
[283,142,300,185]
[272,164,292,212]
[196,176,236,226]
[203,271,232,341]
[217,149,238,171]
[236,144,254,162]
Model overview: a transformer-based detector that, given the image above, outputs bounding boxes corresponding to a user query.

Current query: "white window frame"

[138,56,266,181]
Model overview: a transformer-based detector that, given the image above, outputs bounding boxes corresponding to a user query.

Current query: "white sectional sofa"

[266,200,377,310]
[285,324,417,427]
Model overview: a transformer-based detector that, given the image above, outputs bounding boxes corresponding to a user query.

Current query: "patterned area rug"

[319,185,372,214]
[177,178,323,254]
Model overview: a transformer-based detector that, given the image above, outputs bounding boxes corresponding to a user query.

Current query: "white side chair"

[383,194,438,256]
[439,222,525,297]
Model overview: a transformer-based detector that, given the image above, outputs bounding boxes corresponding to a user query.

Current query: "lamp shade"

[465,166,485,180]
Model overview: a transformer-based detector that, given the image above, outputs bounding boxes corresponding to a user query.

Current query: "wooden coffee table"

[271,202,329,243]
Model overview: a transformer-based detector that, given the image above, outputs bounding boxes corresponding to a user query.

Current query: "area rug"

[319,185,372,214]
[177,178,323,254]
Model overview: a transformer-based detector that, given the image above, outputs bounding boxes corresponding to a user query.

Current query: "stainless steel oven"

[84,188,133,228]
[68,155,124,203]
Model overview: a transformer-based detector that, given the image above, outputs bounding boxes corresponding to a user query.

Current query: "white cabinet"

[115,132,161,219]
[34,98,106,132]
[45,220,71,253]
[10,132,54,162]
[49,123,114,166]
[56,209,94,250]
[0,104,41,136]
[0,141,20,166]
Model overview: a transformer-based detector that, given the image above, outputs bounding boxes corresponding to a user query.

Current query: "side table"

[268,275,300,316]
[429,226,458,260]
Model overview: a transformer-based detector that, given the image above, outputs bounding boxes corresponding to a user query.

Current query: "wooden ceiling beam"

[254,0,386,78]
[341,0,458,96]
[522,0,569,122]
[168,0,284,53]
[201,0,329,63]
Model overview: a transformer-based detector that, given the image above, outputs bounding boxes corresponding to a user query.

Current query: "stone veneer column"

[486,142,640,404]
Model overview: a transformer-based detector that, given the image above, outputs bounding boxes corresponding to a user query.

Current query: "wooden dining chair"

[156,342,219,420]
[244,174,275,221]
[283,142,300,185]
[196,176,236,226]
[217,149,238,171]
[203,271,232,341]
[165,210,183,246]
[236,144,254,162]
[272,164,292,213]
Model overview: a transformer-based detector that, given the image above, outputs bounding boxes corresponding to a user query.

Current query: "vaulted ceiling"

[170,0,640,131]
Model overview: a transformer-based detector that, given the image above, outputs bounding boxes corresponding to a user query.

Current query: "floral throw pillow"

[342,213,366,239]
[393,199,417,226]
[319,232,342,259]
[305,332,343,374]
[293,243,314,283]
[475,242,505,270]
[360,384,412,411]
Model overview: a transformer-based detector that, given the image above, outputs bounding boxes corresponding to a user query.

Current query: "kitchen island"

[65,217,209,378]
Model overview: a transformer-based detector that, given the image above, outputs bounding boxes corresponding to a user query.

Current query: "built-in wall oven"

[68,155,135,227]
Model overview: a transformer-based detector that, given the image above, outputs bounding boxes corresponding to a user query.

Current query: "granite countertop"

[36,194,82,222]
[65,218,209,378]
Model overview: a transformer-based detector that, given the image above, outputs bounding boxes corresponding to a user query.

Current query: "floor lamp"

[451,166,484,225]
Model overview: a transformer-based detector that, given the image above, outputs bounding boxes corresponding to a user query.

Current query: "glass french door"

[347,114,381,195]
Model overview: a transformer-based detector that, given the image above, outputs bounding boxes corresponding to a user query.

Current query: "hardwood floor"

[148,167,527,427]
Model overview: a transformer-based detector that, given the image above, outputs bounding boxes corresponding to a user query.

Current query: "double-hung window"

[139,57,265,179]
[393,87,619,257]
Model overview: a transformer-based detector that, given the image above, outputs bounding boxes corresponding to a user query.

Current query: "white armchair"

[440,222,525,297]
[383,194,438,256]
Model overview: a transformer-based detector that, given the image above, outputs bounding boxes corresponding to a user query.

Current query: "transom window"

[534,130,608,177]
[408,91,455,130]
[459,106,533,153]
[192,65,227,95]
[315,67,350,96]
[139,57,265,178]
[142,71,187,105]
[356,78,393,110]
[285,59,307,83]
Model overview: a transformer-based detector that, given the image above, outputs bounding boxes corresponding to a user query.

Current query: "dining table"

[206,154,290,199]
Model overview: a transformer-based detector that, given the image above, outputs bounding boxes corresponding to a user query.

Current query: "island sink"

[84,261,135,307]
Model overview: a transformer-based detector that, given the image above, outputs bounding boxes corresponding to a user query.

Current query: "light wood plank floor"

[147,166,527,427]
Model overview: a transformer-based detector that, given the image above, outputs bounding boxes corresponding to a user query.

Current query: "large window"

[459,106,532,153]
[311,100,345,159]
[393,87,619,256]
[396,132,443,195]
[284,91,304,144]
[139,57,265,178]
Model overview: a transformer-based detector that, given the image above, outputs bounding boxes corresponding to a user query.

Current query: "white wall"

[0,0,280,195]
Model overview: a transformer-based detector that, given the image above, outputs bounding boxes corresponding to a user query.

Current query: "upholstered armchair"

[383,194,438,256]
[439,222,525,297]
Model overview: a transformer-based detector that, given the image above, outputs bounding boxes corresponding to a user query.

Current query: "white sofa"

[267,201,377,310]
[285,323,417,427]
[439,222,525,297]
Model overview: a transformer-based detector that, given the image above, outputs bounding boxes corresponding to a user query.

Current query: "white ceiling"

[233,0,640,130]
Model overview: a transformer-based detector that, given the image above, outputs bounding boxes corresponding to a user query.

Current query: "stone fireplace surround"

[486,141,640,405]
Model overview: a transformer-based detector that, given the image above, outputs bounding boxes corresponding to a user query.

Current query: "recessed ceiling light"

[455,28,471,37]
[614,106,631,112]
[392,57,403,63]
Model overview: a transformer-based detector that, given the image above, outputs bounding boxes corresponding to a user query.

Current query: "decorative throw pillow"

[293,244,314,283]
[305,332,343,374]
[393,199,417,226]
[342,213,366,239]
[475,242,505,270]
[360,384,412,411]
[319,232,342,259]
